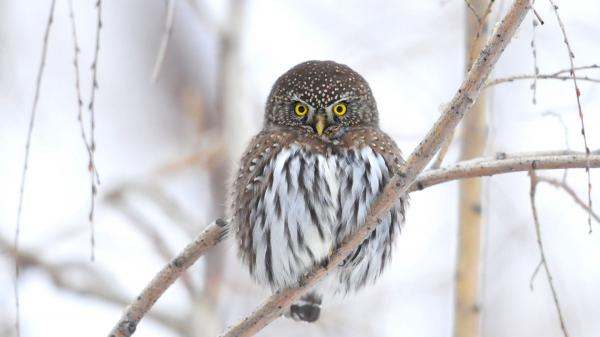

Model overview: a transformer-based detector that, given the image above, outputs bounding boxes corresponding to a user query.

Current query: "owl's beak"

[315,115,327,136]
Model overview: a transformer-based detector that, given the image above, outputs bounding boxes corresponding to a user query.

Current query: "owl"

[227,60,406,322]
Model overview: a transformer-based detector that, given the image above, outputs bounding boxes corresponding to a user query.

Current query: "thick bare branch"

[107,1,534,335]
[104,151,598,337]
[108,219,228,337]
[221,1,532,336]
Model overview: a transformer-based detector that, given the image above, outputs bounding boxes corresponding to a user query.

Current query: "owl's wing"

[227,129,295,266]
[337,127,408,276]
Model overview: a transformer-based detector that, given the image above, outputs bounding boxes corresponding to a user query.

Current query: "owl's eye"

[294,102,309,116]
[332,102,347,116]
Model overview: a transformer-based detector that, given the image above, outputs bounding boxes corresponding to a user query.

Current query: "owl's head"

[265,60,378,138]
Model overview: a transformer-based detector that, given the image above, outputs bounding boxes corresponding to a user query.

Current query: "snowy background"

[0,1,599,336]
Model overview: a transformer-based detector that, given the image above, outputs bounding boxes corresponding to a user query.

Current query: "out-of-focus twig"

[155,141,227,175]
[105,190,197,296]
[547,0,593,233]
[14,1,56,336]
[455,0,491,335]
[151,0,176,82]
[108,219,229,337]
[0,236,187,337]
[187,0,221,34]
[528,170,570,337]
[464,0,482,24]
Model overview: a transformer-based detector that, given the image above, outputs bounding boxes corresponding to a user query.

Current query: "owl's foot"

[286,292,322,323]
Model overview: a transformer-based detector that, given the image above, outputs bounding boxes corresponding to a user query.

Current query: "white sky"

[0,1,599,336]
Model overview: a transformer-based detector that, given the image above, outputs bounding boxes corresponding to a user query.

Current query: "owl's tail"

[286,292,322,322]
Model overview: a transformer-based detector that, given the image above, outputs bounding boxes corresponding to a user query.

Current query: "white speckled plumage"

[227,60,407,322]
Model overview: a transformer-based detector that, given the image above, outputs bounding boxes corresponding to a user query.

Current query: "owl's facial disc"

[265,60,379,135]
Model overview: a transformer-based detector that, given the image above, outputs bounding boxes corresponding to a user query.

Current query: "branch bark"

[105,151,599,337]
[412,153,600,192]
[222,1,532,336]
[107,1,533,336]
[108,219,228,337]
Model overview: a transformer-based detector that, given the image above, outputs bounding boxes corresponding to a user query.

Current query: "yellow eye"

[294,102,309,116]
[333,102,347,116]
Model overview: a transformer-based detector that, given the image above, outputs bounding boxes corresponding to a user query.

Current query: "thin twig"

[528,170,570,337]
[486,72,600,87]
[14,1,56,336]
[529,260,543,290]
[474,0,495,40]
[547,65,599,76]
[531,7,539,104]
[547,0,593,233]
[68,0,100,181]
[105,190,197,296]
[88,0,103,261]
[532,6,545,24]
[68,0,100,178]
[155,142,227,175]
[108,219,229,337]
[464,0,483,23]
[151,0,176,82]
[431,132,455,169]
[67,1,103,259]
[537,175,600,224]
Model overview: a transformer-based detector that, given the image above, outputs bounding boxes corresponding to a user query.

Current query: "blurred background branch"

[1,1,599,337]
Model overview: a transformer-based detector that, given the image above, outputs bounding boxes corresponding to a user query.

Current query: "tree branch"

[536,175,600,225]
[108,1,533,336]
[221,1,532,336]
[547,0,593,233]
[528,171,570,337]
[104,150,598,337]
[151,0,176,82]
[412,153,600,192]
[108,219,228,337]
[0,237,186,336]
